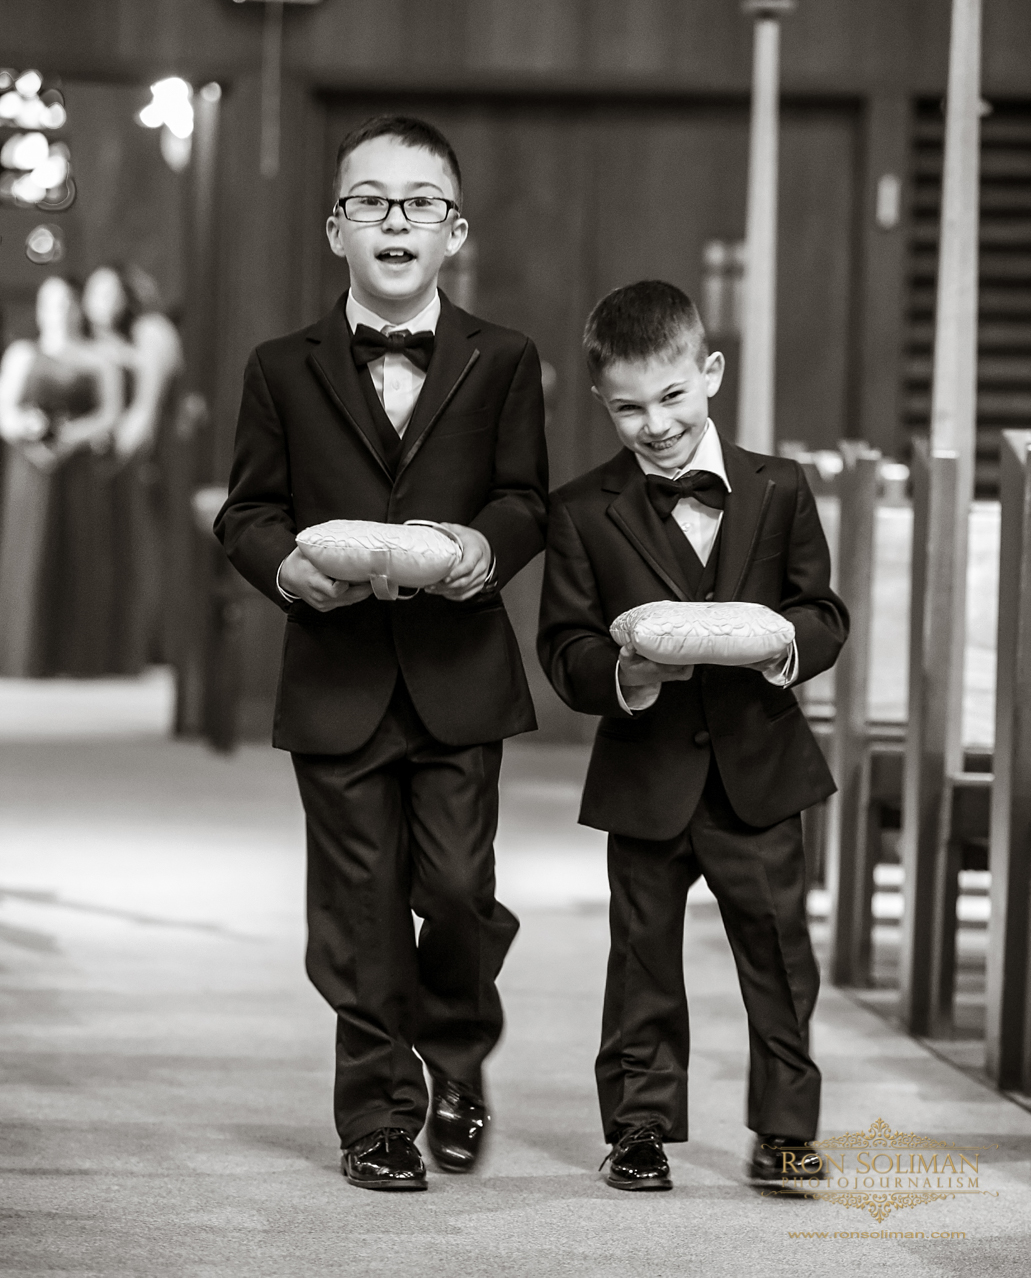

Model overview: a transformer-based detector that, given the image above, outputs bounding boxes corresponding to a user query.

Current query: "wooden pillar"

[737,0,795,454]
[260,0,285,180]
[900,441,960,1035]
[828,446,881,987]
[931,0,982,774]
[182,85,223,424]
[898,0,982,1038]
[173,83,222,735]
[985,430,1031,1089]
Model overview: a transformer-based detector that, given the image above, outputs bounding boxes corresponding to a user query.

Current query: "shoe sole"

[606,1174,673,1191]
[428,1132,485,1175]
[428,1142,479,1174]
[431,1158,475,1174]
[345,1175,428,1191]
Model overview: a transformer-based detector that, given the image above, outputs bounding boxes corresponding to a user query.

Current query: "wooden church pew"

[985,429,1031,1090]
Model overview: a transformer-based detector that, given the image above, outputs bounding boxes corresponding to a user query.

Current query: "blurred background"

[0,0,1027,750]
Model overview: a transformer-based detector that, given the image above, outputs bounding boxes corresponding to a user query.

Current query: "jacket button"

[704,591,714,601]
[693,730,711,747]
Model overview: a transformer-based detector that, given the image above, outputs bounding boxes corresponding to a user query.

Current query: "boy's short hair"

[583,280,708,381]
[334,115,463,205]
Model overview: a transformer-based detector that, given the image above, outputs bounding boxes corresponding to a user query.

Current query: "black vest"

[660,517,722,742]
[356,363,404,471]
[663,516,722,601]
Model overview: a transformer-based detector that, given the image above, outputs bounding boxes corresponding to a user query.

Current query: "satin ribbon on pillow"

[295,519,462,600]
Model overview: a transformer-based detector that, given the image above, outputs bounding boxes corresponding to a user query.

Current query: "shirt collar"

[345,289,441,336]
[632,419,732,492]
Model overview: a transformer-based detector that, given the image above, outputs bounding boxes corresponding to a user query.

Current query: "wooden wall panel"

[5,1,1030,97]
[857,93,911,454]
[588,106,748,465]
[776,107,859,450]
[463,0,585,73]
[984,0,1031,87]
[211,74,324,478]
[319,95,858,469]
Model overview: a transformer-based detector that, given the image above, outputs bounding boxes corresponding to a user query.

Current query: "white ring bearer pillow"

[610,601,795,667]
[295,519,463,601]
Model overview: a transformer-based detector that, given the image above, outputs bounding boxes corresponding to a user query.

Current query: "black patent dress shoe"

[750,1135,825,1184]
[427,1080,489,1173]
[602,1122,673,1191]
[341,1127,427,1191]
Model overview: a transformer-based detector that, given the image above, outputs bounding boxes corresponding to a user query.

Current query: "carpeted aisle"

[1,739,1030,1277]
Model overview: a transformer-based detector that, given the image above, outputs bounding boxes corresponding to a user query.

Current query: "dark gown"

[0,349,123,677]
[108,363,171,675]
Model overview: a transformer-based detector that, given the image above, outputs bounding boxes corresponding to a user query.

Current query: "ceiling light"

[137,77,194,139]
[15,69,43,98]
[0,131,49,171]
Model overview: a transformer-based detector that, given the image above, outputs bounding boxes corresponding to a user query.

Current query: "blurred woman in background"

[82,264,183,673]
[0,276,122,676]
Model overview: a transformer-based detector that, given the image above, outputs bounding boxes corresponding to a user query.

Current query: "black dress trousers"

[596,759,821,1144]
[293,678,519,1149]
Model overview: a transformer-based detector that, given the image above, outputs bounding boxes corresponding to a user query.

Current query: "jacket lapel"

[397,291,481,475]
[604,451,691,602]
[305,296,393,480]
[714,434,776,601]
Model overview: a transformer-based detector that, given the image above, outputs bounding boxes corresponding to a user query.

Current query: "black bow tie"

[351,323,435,372]
[645,471,727,519]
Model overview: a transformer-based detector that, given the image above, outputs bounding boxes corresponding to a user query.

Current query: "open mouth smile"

[645,431,686,452]
[377,249,416,263]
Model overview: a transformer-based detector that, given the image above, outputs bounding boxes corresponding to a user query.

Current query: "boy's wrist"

[276,555,300,602]
[615,662,660,713]
[617,681,660,714]
[480,554,499,594]
[752,639,798,687]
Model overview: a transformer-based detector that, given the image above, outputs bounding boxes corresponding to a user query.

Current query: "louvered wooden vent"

[905,100,1031,497]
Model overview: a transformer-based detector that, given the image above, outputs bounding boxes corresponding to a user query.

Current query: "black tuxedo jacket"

[537,439,848,838]
[215,292,548,754]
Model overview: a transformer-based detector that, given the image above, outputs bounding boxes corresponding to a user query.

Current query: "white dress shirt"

[634,417,729,565]
[616,419,797,712]
[345,290,441,436]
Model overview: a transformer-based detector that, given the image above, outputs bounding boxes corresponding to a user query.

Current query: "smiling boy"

[538,281,848,1190]
[216,117,548,1191]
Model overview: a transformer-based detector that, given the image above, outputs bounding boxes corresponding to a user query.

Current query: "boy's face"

[326,136,468,317]
[593,342,725,473]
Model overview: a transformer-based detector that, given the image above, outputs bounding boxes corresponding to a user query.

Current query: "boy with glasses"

[216,116,548,1191]
[538,281,847,1191]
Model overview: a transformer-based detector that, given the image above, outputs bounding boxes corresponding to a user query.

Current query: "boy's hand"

[617,646,695,687]
[279,547,373,612]
[742,639,794,681]
[425,524,493,601]
[743,646,791,672]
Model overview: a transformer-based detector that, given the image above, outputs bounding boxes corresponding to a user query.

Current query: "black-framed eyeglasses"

[334,196,460,225]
